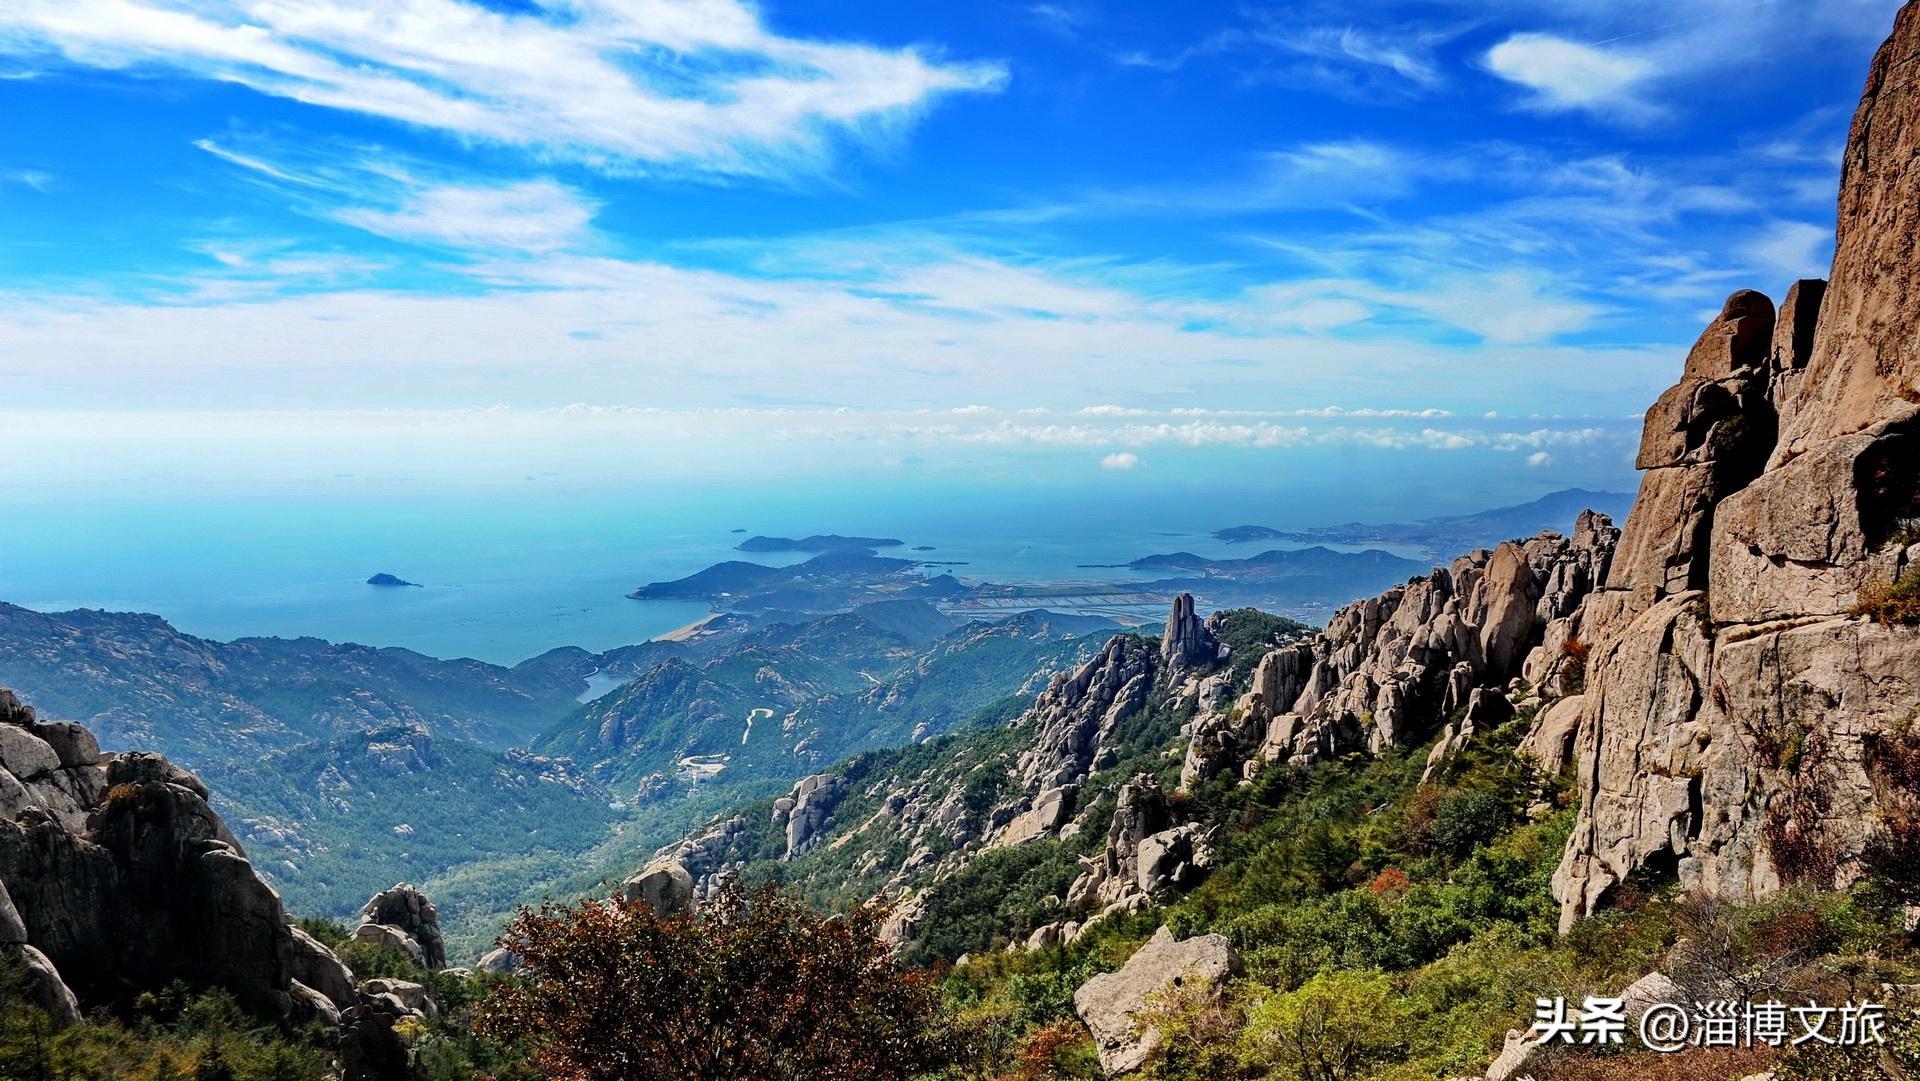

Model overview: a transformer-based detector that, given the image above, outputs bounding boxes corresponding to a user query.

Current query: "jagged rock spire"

[1160,593,1219,669]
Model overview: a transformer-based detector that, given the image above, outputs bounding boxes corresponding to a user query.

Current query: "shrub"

[1241,970,1403,1081]
[1560,636,1589,693]
[476,879,955,1080]
[1004,1019,1100,1080]
[1428,790,1510,858]
[1852,567,1920,625]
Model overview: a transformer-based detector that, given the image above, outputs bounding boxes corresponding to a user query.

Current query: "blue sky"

[0,0,1901,494]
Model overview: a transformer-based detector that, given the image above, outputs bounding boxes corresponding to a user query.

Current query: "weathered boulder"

[1181,641,1313,789]
[340,992,426,1081]
[1518,694,1584,774]
[358,884,445,970]
[288,980,340,1028]
[289,924,359,1009]
[476,947,520,974]
[620,860,696,915]
[361,977,438,1021]
[8,943,82,1029]
[350,923,427,969]
[1073,925,1241,1075]
[1135,824,1210,897]
[994,784,1077,847]
[1067,775,1171,914]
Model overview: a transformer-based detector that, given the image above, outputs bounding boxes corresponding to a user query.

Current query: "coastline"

[653,612,723,642]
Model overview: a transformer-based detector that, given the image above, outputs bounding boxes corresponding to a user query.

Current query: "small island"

[734,534,905,553]
[367,573,421,588]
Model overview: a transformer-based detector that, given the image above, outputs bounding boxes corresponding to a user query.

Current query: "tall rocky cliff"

[1549,1,1920,930]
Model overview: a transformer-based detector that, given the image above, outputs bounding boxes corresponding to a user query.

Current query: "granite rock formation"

[620,860,696,915]
[0,687,360,1027]
[354,883,446,971]
[1181,514,1619,790]
[1073,925,1241,1075]
[1552,1,1920,930]
[1159,593,1222,670]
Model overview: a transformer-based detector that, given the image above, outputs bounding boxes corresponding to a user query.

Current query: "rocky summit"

[1549,3,1920,931]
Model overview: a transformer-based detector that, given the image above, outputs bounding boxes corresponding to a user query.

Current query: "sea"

[0,471,1574,667]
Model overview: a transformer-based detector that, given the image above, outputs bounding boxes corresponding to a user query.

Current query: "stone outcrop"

[0,879,79,1028]
[476,947,520,974]
[1159,593,1221,670]
[0,687,360,1025]
[620,860,696,914]
[778,772,847,859]
[1553,3,1920,931]
[1073,925,1241,1075]
[1180,515,1618,789]
[1019,634,1160,791]
[341,992,427,1081]
[355,884,446,971]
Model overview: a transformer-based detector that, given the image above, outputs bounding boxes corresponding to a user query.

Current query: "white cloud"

[336,180,598,254]
[1099,451,1139,470]
[1747,220,1833,279]
[1484,33,1657,121]
[1526,450,1553,467]
[1252,24,1452,94]
[0,0,1004,179]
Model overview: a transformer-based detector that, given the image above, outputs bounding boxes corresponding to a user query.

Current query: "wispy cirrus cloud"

[0,0,1004,180]
[337,179,598,255]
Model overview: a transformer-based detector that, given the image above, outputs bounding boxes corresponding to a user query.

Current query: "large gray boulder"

[620,860,696,914]
[357,884,445,970]
[288,924,358,1009]
[350,922,427,969]
[1073,925,1241,1075]
[780,773,846,859]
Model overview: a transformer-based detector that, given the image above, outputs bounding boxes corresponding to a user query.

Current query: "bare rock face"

[1019,634,1159,792]
[341,992,427,1081]
[1189,518,1616,782]
[289,924,358,1009]
[1181,640,1313,789]
[1775,2,1920,463]
[1073,925,1242,1075]
[0,689,354,1023]
[1067,775,1171,916]
[356,884,446,971]
[1160,593,1221,670]
[781,772,847,859]
[1555,3,1920,932]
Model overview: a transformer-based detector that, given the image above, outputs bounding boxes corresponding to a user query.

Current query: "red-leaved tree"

[475,879,954,1080]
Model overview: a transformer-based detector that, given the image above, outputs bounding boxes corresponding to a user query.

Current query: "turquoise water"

[0,469,1577,665]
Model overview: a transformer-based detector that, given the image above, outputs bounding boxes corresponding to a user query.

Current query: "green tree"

[1241,970,1403,1081]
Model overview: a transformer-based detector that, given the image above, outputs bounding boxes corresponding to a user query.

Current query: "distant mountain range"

[1213,487,1632,558]
[0,596,1116,946]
